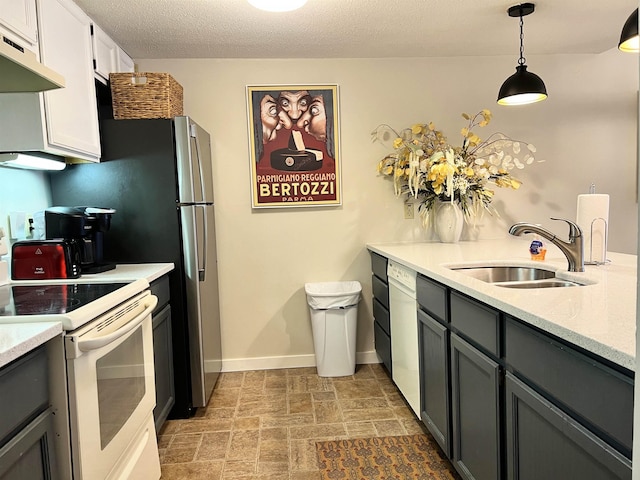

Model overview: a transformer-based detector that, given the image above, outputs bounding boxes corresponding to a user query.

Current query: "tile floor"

[158,364,438,480]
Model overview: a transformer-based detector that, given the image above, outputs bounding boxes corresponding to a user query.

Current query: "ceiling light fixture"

[618,8,639,53]
[497,3,547,106]
[248,0,308,12]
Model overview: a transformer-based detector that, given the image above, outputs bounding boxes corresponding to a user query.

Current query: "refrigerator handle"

[195,204,208,281]
[191,123,207,204]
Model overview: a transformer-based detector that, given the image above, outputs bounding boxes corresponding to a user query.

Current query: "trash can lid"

[304,281,362,310]
[304,281,362,296]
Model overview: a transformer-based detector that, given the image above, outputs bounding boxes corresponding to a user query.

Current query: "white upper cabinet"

[0,0,38,49]
[38,0,100,160]
[91,22,135,84]
[117,47,134,73]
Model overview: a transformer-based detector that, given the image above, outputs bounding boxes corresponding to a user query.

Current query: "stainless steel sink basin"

[449,265,586,288]
[451,266,556,283]
[493,279,582,289]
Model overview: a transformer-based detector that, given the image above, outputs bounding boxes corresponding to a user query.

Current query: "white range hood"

[0,35,65,92]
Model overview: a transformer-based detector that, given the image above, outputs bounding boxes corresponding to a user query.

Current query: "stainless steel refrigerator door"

[174,116,214,205]
[179,203,222,408]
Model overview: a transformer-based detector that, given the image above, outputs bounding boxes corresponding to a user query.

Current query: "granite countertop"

[0,263,174,368]
[0,322,62,369]
[367,238,637,371]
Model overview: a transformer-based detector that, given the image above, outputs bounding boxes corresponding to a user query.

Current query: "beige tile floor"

[158,364,437,480]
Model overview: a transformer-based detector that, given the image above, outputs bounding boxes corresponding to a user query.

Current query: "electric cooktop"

[0,279,149,330]
[0,283,129,316]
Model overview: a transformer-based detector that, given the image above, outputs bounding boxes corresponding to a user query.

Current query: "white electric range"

[0,275,161,480]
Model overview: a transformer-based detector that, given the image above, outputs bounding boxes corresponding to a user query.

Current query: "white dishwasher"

[387,260,420,417]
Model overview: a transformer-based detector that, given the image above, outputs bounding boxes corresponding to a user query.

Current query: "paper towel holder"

[584,217,609,265]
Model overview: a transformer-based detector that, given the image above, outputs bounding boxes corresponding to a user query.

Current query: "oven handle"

[77,296,158,352]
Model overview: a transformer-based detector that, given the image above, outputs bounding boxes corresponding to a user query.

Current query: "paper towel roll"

[576,194,609,263]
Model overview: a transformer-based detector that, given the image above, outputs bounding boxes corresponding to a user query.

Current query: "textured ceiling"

[74,0,637,59]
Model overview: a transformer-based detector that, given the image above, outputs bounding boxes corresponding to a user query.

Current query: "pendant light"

[618,8,638,53]
[497,3,547,106]
[248,0,307,12]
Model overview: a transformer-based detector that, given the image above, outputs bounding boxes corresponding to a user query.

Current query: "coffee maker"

[45,206,116,274]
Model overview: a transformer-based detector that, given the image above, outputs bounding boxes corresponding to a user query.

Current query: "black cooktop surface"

[0,283,129,316]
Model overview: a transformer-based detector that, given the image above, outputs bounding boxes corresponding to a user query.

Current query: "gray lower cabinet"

[370,251,391,373]
[391,260,633,480]
[451,333,501,480]
[418,309,450,457]
[0,346,58,480]
[151,275,175,432]
[505,372,631,480]
[0,410,58,480]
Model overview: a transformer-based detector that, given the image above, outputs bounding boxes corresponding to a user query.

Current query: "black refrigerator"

[49,116,222,418]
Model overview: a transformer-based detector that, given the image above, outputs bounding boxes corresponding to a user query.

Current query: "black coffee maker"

[45,206,116,274]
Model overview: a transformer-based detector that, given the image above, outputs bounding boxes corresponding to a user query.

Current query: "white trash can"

[304,281,362,377]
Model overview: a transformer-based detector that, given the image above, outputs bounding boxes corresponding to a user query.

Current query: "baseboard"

[218,350,381,373]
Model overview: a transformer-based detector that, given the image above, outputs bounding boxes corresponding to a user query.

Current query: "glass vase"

[434,201,464,243]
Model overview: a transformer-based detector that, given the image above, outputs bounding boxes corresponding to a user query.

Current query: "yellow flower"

[372,108,537,222]
[468,134,481,146]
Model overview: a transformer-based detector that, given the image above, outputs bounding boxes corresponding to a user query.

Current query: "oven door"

[65,290,159,480]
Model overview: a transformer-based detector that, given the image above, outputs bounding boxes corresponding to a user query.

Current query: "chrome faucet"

[508,218,585,272]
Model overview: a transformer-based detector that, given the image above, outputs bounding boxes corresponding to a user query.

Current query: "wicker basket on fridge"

[109,72,184,119]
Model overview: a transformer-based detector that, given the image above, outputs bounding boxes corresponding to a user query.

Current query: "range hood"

[0,35,65,92]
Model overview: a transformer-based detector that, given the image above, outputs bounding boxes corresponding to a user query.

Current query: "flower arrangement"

[372,110,540,226]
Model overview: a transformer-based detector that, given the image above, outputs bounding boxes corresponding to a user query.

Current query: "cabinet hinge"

[93,59,96,70]
[90,24,94,36]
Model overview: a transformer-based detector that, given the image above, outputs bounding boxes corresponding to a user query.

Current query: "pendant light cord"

[518,13,526,66]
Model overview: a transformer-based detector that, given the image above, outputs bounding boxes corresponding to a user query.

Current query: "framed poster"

[246,85,341,208]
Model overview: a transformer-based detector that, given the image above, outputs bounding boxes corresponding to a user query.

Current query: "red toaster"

[11,240,81,280]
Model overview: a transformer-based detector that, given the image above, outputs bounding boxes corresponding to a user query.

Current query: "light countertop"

[0,322,61,369]
[367,238,637,372]
[0,263,174,368]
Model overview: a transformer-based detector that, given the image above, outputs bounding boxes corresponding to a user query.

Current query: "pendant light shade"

[618,8,639,53]
[497,3,547,106]
[248,0,307,12]
[498,65,547,105]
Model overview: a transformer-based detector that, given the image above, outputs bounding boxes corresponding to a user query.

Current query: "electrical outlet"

[25,215,34,239]
[404,202,414,219]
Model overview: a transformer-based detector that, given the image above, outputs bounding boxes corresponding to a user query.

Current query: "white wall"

[0,169,52,245]
[134,50,637,370]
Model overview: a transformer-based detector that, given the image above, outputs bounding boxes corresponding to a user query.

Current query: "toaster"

[11,240,81,280]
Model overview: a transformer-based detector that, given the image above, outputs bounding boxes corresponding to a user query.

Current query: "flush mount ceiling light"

[618,8,638,53]
[248,0,308,12]
[497,3,547,106]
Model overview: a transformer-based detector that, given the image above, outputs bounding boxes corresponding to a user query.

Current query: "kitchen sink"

[449,265,586,288]
[491,279,583,288]
[450,266,556,283]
